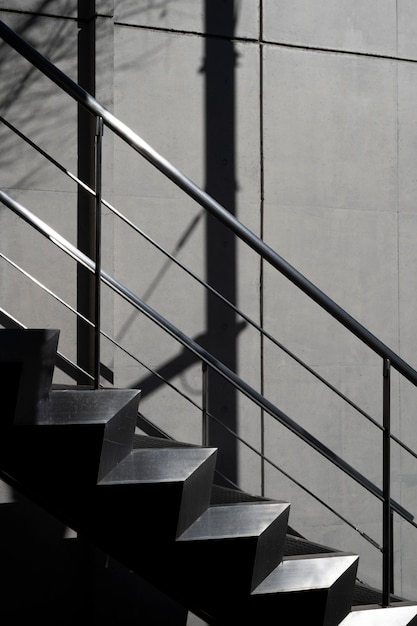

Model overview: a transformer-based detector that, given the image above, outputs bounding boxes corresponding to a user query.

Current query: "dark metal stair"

[1,329,417,625]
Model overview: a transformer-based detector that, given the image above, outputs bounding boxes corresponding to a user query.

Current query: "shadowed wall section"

[204,2,238,486]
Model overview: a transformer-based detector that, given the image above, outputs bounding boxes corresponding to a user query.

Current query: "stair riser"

[175,504,291,600]
[91,482,205,545]
[251,503,291,590]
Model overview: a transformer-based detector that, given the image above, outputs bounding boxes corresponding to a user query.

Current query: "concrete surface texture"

[1,0,417,604]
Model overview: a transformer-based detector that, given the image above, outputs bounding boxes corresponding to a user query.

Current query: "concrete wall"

[0,2,79,366]
[261,1,417,600]
[1,0,417,603]
[0,1,115,380]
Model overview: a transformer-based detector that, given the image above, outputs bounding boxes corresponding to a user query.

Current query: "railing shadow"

[203,0,239,486]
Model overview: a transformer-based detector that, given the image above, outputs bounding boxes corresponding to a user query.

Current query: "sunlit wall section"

[261,0,417,600]
[0,3,81,377]
[112,2,263,480]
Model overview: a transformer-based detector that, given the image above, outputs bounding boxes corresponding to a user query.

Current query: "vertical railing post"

[390,509,394,594]
[382,357,392,606]
[94,116,103,389]
[202,361,209,446]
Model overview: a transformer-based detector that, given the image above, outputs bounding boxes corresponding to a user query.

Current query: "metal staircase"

[2,17,417,623]
[1,328,417,624]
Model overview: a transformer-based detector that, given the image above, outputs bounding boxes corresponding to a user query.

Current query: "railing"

[1,18,417,605]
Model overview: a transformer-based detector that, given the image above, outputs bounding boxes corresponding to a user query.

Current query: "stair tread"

[42,389,140,425]
[352,581,406,607]
[128,436,414,615]
[178,501,290,541]
[340,603,417,624]
[99,447,217,485]
[252,553,359,595]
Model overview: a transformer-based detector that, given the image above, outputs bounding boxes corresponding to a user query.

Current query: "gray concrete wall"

[0,3,80,366]
[1,0,417,603]
[260,1,417,599]
[110,2,417,598]
[0,1,115,379]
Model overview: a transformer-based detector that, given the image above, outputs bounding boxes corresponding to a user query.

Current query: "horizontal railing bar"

[4,245,377,540]
[1,187,412,523]
[105,329,202,411]
[0,293,400,547]
[107,203,382,430]
[1,18,417,386]
[0,298,406,549]
[0,252,93,326]
[2,109,382,431]
[5,251,367,537]
[391,433,417,461]
[0,251,389,545]
[201,400,383,549]
[0,108,386,431]
[211,469,239,490]
[107,279,414,520]
[136,412,176,440]
[0,248,202,412]
[0,115,93,195]
[0,286,394,546]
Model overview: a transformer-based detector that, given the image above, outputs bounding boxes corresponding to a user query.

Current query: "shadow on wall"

[130,1,241,486]
[1,1,241,487]
[0,1,80,190]
[203,1,239,486]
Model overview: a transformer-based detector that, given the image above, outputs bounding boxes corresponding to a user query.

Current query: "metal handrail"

[1,115,386,432]
[1,18,417,386]
[0,187,413,526]
[1,253,413,551]
[2,19,417,601]
[2,185,410,452]
[2,259,381,546]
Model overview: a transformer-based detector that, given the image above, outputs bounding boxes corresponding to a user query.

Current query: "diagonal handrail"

[1,114,383,431]
[2,16,417,511]
[2,115,389,434]
[2,278,386,548]
[1,18,416,387]
[0,186,413,525]
[2,252,415,551]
